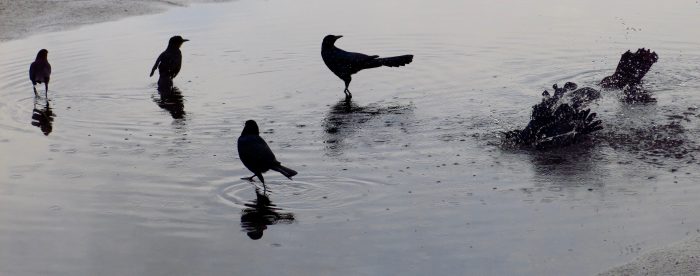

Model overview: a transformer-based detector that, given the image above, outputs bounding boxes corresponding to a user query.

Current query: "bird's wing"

[150,53,163,75]
[165,50,181,78]
[324,46,379,75]
[45,62,51,82]
[158,51,182,78]
[172,58,181,78]
[336,49,379,73]
[238,135,279,171]
[29,62,36,82]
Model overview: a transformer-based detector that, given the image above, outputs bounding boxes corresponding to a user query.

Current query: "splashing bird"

[601,48,658,89]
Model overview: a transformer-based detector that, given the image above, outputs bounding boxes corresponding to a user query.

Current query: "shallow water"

[2,0,700,275]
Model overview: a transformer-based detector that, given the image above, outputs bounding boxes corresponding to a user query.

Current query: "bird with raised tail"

[321,35,413,99]
[29,49,51,96]
[237,120,297,185]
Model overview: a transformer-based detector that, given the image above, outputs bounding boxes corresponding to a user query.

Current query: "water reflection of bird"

[150,36,189,90]
[240,188,295,240]
[237,120,297,185]
[523,146,607,202]
[29,49,51,97]
[321,35,413,99]
[323,99,413,156]
[31,96,54,136]
[323,99,368,153]
[153,86,186,119]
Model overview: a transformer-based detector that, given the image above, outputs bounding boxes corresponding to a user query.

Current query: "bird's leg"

[343,79,352,99]
[44,83,48,97]
[242,175,256,182]
[254,185,269,196]
[33,86,38,96]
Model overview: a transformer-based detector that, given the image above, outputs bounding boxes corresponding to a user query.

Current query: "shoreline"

[599,235,700,275]
[0,0,231,42]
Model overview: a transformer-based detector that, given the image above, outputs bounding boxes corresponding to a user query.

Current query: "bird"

[321,35,413,99]
[29,49,51,96]
[237,120,297,185]
[150,35,189,90]
[600,48,658,89]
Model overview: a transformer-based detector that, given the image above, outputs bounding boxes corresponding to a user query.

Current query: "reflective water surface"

[1,0,700,275]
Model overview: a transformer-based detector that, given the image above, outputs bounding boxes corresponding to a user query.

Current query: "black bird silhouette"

[508,83,603,148]
[237,120,297,185]
[321,35,413,99]
[150,36,189,89]
[601,48,658,89]
[29,49,51,96]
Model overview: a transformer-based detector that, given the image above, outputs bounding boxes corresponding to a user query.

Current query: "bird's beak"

[335,35,343,39]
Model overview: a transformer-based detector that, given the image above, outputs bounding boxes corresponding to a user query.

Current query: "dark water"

[1,0,700,275]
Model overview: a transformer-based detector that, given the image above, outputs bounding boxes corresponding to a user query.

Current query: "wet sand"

[2,0,700,275]
[0,0,230,41]
[600,236,700,275]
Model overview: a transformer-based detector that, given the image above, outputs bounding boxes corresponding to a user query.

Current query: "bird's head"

[247,229,264,240]
[167,35,189,49]
[36,49,48,61]
[322,34,343,47]
[242,120,260,136]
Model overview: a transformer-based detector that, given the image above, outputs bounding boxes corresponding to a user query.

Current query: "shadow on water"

[152,86,186,119]
[240,188,295,240]
[31,96,54,136]
[322,98,414,156]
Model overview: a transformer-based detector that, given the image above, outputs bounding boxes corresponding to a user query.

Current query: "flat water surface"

[2,0,700,275]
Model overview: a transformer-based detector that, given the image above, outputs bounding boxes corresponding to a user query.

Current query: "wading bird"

[321,35,413,99]
[29,49,51,96]
[150,36,189,90]
[237,120,297,185]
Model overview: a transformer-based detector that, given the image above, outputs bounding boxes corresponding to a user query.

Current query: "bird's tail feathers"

[271,165,298,180]
[378,55,413,67]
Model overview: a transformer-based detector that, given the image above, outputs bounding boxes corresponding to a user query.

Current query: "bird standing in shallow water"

[321,35,413,99]
[237,120,297,185]
[150,36,189,90]
[29,49,51,96]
